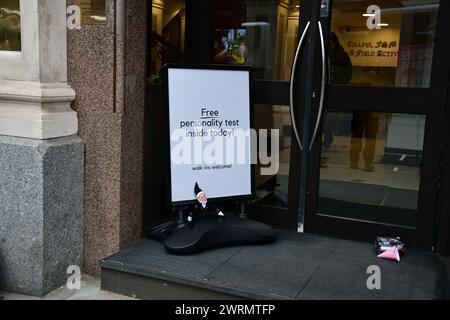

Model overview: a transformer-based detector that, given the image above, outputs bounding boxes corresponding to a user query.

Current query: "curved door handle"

[309,20,326,151]
[289,21,310,151]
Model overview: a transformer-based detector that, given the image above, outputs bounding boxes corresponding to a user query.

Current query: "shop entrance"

[147,0,450,250]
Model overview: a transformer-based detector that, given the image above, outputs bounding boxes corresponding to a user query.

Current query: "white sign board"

[165,66,253,204]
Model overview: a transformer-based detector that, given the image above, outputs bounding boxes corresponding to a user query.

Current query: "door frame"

[146,0,450,250]
[300,0,450,250]
[146,0,304,230]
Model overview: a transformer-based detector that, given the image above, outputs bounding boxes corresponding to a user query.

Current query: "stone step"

[100,231,445,300]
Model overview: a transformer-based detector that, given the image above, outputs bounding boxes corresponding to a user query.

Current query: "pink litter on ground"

[377,246,400,261]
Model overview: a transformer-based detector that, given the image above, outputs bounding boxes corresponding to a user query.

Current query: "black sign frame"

[162,64,255,207]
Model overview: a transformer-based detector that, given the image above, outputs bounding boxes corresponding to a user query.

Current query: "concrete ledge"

[0,80,77,139]
[0,135,84,296]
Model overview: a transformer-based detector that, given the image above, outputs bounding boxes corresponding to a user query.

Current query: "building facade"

[0,0,449,296]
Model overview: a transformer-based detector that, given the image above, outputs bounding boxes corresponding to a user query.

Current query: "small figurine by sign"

[187,183,224,223]
[147,181,276,254]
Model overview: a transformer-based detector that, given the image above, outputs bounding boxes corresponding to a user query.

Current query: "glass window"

[212,0,300,80]
[0,0,21,52]
[330,0,440,87]
[319,111,424,227]
[75,0,107,25]
[150,0,186,83]
[254,104,292,209]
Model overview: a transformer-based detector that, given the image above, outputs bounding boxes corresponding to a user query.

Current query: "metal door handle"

[309,20,326,151]
[289,21,310,151]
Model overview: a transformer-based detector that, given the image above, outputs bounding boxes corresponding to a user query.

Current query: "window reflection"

[212,0,300,80]
[150,0,186,83]
[331,0,439,87]
[75,0,107,25]
[89,0,107,24]
[0,0,21,52]
[319,111,424,227]
[254,104,292,208]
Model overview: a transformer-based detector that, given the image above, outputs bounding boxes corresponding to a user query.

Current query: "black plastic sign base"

[148,215,276,254]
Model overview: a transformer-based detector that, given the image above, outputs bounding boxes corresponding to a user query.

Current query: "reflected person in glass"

[349,112,380,172]
[324,33,353,147]
[321,33,352,168]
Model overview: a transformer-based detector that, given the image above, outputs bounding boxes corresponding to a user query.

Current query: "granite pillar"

[0,135,84,296]
[67,0,146,275]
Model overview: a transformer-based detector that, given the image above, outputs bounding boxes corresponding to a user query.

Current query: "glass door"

[208,0,305,229]
[147,0,450,247]
[300,0,449,249]
[148,0,306,229]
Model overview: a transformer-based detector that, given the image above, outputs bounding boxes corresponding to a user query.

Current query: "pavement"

[0,274,137,300]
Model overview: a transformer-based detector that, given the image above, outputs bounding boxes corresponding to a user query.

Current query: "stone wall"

[67,0,146,275]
